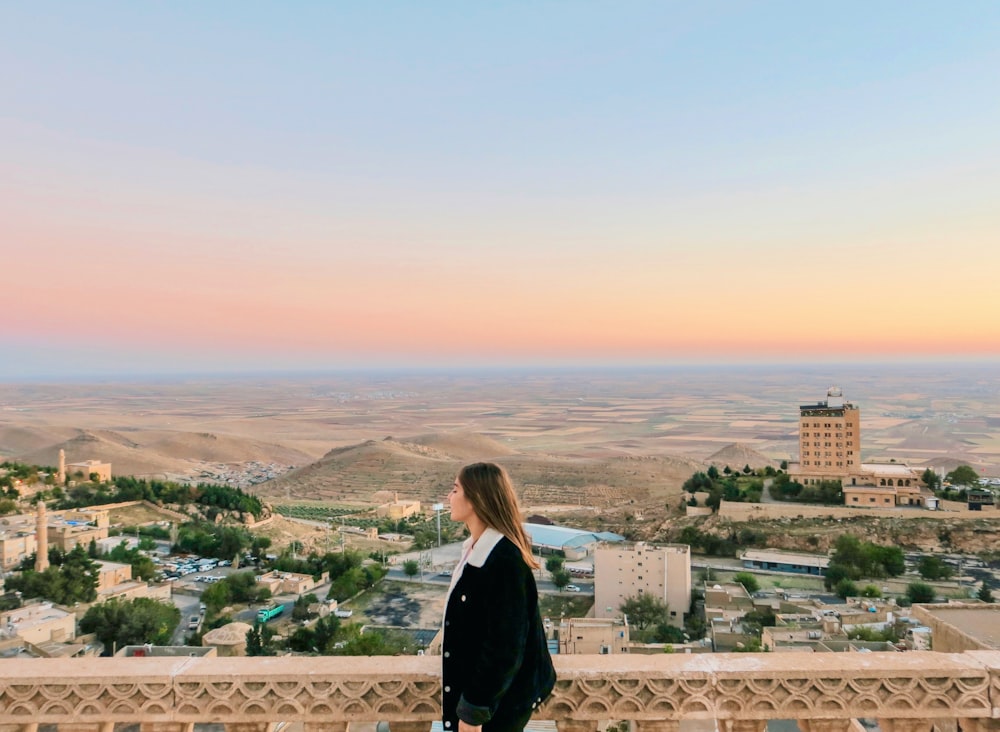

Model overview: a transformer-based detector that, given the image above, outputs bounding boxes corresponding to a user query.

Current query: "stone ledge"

[0,652,995,725]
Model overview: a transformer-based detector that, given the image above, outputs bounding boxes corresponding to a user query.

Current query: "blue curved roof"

[523,523,624,550]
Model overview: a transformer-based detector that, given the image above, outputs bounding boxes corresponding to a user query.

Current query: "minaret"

[35,502,49,572]
[57,449,65,485]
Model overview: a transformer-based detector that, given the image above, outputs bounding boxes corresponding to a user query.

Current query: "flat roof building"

[911,602,1000,652]
[523,523,624,561]
[594,542,691,629]
[739,548,830,576]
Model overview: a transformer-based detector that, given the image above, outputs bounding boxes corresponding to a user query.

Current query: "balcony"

[1,651,998,732]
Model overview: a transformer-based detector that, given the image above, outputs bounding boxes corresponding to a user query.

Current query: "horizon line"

[3,357,1000,385]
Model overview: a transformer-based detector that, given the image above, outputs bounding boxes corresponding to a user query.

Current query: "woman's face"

[449,476,475,524]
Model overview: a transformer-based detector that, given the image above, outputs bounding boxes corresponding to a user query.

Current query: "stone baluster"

[957,722,1000,732]
[635,720,680,732]
[556,720,599,732]
[933,719,958,732]
[381,723,431,732]
[139,725,194,732]
[222,723,278,732]
[879,719,934,732]
[719,720,767,732]
[303,723,349,732]
[797,719,856,732]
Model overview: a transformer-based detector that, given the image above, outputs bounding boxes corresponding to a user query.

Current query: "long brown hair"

[458,462,538,569]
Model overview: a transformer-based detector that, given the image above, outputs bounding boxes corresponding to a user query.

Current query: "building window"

[870,497,876,503]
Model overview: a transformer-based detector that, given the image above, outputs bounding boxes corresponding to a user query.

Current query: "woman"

[442,462,556,732]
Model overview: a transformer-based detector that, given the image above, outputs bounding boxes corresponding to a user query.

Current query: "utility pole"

[432,503,444,548]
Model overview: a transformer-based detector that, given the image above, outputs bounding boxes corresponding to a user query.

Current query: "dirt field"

[351,581,447,628]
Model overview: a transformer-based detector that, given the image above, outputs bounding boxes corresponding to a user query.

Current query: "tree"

[246,622,275,656]
[706,465,720,480]
[824,534,905,590]
[620,594,670,631]
[80,597,180,655]
[917,555,953,581]
[945,465,979,487]
[921,468,941,491]
[551,569,571,590]
[860,584,882,598]
[977,583,994,603]
[733,572,760,594]
[835,579,859,599]
[653,622,687,644]
[292,594,318,621]
[201,578,233,615]
[545,556,565,574]
[402,560,420,580]
[906,582,936,604]
[742,464,753,475]
[6,545,99,605]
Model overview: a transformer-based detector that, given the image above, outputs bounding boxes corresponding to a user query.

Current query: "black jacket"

[441,528,556,730]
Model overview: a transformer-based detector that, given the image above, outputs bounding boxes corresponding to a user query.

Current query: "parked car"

[565,584,581,592]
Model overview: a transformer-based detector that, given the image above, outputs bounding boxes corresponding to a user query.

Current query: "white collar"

[444,527,507,611]
[464,526,505,568]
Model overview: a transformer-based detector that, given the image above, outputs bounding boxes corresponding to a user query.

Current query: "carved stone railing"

[0,651,998,732]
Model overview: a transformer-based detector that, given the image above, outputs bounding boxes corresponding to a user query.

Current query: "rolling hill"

[256,431,702,510]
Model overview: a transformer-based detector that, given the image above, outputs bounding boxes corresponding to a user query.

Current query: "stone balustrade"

[1,651,998,732]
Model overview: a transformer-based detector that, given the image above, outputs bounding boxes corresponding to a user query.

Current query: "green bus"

[256,603,285,623]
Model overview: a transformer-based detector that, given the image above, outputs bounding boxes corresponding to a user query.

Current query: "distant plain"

[1,363,998,515]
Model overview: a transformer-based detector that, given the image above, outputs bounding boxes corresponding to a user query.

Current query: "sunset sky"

[2,3,999,378]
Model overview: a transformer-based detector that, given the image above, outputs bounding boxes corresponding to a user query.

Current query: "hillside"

[17,430,189,477]
[257,431,701,511]
[12,427,314,480]
[659,511,1000,557]
[260,435,476,505]
[705,442,779,470]
[143,430,314,465]
[407,432,516,460]
[0,422,79,458]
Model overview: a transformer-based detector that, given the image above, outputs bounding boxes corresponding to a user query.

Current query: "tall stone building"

[796,386,861,484]
[790,386,928,506]
[593,542,691,629]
